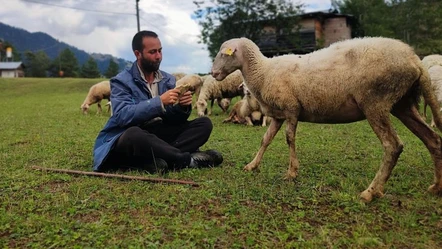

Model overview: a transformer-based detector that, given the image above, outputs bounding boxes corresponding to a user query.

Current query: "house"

[0,61,25,78]
[257,9,354,57]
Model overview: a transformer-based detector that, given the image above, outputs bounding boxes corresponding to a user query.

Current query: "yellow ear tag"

[225,48,234,56]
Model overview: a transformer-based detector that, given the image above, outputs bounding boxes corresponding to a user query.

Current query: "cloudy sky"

[0,0,332,74]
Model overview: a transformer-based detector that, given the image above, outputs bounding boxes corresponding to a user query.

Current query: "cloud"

[0,0,329,74]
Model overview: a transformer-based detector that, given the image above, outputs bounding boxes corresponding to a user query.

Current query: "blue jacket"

[92,62,191,171]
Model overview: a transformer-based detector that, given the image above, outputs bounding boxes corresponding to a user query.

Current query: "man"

[92,30,222,173]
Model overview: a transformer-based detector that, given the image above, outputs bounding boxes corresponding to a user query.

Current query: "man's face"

[136,36,162,73]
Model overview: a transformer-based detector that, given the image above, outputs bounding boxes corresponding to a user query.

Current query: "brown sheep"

[211,37,442,202]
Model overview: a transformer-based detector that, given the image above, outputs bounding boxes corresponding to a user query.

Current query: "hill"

[0,22,132,74]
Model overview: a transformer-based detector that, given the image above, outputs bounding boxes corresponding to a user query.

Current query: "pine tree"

[24,50,51,77]
[80,57,101,78]
[104,59,119,78]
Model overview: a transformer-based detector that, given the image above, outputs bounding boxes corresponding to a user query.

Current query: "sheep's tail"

[420,65,442,131]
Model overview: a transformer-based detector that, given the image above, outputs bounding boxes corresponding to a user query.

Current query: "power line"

[21,0,135,16]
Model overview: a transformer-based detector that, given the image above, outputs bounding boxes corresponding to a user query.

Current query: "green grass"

[0,77,441,248]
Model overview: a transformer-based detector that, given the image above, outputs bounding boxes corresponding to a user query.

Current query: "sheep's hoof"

[360,188,384,203]
[243,164,257,171]
[428,184,442,196]
[283,170,297,180]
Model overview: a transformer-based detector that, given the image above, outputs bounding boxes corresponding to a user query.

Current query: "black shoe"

[203,149,223,166]
[143,158,168,174]
[189,152,215,168]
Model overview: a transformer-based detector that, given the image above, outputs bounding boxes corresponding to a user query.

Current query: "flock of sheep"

[80,36,442,202]
[80,68,270,127]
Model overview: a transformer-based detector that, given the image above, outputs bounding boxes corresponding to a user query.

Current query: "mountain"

[0,22,132,74]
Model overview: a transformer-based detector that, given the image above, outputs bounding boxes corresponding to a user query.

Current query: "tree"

[23,50,51,77]
[104,59,119,78]
[193,0,304,59]
[49,48,80,77]
[80,57,101,78]
[333,0,442,55]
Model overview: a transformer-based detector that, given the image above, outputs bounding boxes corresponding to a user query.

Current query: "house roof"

[0,62,24,70]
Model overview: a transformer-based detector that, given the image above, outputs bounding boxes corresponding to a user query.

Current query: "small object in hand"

[173,82,193,106]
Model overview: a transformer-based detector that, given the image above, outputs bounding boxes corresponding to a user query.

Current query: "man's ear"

[134,50,142,60]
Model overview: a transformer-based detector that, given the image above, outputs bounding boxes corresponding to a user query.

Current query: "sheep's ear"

[221,47,236,56]
[238,82,244,90]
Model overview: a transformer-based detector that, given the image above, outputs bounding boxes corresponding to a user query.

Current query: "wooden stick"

[31,165,199,187]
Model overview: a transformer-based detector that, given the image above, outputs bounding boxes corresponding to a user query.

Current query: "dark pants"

[102,117,213,170]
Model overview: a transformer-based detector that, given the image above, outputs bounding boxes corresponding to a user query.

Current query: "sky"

[0,0,332,74]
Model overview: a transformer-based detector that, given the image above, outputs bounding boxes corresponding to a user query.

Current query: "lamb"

[211,37,442,202]
[223,82,270,126]
[421,54,442,123]
[196,70,244,116]
[81,80,111,115]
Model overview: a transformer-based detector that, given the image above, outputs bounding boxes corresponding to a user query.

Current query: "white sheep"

[211,37,442,202]
[196,70,244,116]
[81,80,111,115]
[421,54,442,122]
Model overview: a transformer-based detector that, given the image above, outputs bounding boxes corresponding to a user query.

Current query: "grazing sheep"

[81,80,111,115]
[172,72,186,81]
[421,54,442,122]
[196,70,244,116]
[211,37,442,202]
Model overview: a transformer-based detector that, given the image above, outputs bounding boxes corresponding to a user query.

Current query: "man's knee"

[117,126,144,147]
[196,116,213,132]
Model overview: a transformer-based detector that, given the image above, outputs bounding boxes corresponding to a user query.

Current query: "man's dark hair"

[132,30,158,52]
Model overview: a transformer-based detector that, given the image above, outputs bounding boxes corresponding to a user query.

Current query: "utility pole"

[136,0,140,32]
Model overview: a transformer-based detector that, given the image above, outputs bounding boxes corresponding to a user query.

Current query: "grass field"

[0,77,441,248]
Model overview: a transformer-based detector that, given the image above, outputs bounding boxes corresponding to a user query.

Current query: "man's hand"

[160,89,180,105]
[178,91,192,106]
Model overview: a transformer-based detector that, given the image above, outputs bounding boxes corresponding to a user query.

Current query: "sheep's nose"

[211,71,220,78]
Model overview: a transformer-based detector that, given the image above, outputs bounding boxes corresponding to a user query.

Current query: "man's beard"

[140,57,161,73]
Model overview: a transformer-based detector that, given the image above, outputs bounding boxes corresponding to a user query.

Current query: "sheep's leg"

[244,116,253,126]
[262,115,267,127]
[97,100,102,114]
[361,111,403,202]
[244,118,284,171]
[285,119,300,179]
[392,104,442,196]
[208,99,215,116]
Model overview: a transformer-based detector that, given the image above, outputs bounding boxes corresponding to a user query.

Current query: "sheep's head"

[239,82,251,97]
[81,104,90,114]
[211,38,242,81]
[219,98,231,112]
[196,100,207,117]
